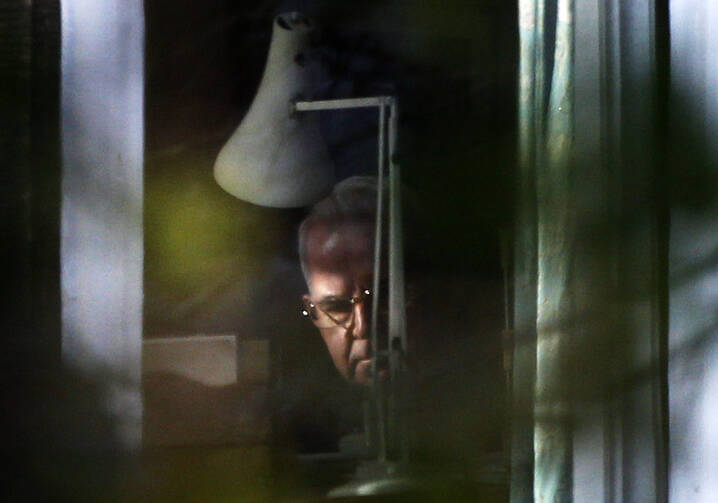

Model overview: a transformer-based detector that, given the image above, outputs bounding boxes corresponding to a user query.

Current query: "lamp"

[214,12,334,208]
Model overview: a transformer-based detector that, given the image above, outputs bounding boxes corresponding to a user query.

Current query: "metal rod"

[388,100,406,357]
[387,100,408,461]
[294,96,390,112]
[372,102,388,461]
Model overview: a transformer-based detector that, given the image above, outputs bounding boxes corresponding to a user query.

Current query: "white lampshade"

[214,12,335,208]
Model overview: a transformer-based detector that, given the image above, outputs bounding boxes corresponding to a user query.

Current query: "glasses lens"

[317,298,354,325]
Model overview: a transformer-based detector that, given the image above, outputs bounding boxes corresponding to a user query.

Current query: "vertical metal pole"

[372,101,387,461]
[388,98,406,361]
[387,98,408,460]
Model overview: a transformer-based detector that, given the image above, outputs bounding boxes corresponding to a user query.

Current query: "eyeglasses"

[301,288,372,329]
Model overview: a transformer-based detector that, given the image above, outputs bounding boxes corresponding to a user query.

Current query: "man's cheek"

[323,334,349,374]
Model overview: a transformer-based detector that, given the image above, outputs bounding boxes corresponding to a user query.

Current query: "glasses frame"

[302,288,372,329]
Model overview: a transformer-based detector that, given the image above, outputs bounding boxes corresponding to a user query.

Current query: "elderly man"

[298,176,382,386]
[294,176,505,463]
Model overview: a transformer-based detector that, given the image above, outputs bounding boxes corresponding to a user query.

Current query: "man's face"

[303,221,377,385]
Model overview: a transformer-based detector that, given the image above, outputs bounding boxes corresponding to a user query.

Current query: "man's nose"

[349,301,369,340]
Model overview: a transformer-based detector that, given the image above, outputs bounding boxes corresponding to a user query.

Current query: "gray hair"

[298,176,379,282]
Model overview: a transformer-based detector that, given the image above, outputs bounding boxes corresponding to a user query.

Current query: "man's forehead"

[307,269,354,297]
[306,221,374,256]
[305,220,375,278]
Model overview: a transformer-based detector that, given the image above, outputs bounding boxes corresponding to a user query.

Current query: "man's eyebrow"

[317,294,346,302]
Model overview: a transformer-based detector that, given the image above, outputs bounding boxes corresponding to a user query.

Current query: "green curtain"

[516,0,574,502]
[535,1,573,503]
[513,0,669,502]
